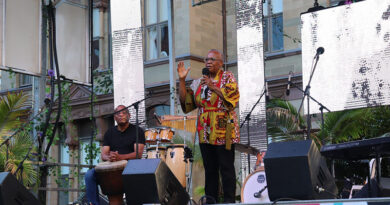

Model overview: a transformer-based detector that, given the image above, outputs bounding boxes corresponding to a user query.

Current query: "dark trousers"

[199,143,236,203]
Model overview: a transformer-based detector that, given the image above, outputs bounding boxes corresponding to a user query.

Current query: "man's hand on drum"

[109,151,121,161]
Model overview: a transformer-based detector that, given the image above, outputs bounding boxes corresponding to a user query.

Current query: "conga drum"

[95,160,127,204]
[165,144,187,187]
[145,128,159,144]
[146,146,167,161]
[158,126,175,142]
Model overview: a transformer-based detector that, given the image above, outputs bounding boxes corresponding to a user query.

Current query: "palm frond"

[0,92,29,136]
[318,108,369,144]
[2,131,37,186]
[0,92,36,186]
[266,99,305,142]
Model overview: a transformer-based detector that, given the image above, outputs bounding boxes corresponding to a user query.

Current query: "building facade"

[0,0,346,204]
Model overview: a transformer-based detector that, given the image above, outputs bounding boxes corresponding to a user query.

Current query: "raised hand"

[177,61,191,80]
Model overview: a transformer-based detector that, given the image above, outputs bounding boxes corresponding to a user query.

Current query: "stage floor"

[214,197,390,205]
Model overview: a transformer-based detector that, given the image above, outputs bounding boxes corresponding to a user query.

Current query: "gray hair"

[208,49,224,62]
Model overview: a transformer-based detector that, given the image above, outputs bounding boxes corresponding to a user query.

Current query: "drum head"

[154,126,169,129]
[95,160,128,172]
[241,169,270,203]
[167,144,185,149]
[146,146,166,151]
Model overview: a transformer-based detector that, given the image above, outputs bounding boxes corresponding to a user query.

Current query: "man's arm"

[101,146,111,161]
[115,143,145,160]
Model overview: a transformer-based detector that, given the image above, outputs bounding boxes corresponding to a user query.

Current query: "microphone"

[202,67,210,76]
[286,71,292,96]
[314,47,325,59]
[254,186,267,198]
[201,67,210,99]
[154,112,162,124]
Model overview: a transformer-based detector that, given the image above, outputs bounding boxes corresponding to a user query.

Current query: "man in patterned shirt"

[178,49,240,203]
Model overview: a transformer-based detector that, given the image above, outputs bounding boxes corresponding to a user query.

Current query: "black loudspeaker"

[0,172,41,205]
[264,140,338,201]
[122,159,189,205]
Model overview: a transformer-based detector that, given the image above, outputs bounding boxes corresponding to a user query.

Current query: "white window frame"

[263,0,284,53]
[143,0,169,61]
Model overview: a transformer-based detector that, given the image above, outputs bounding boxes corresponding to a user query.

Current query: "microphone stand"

[289,80,330,134]
[133,96,150,159]
[296,52,327,138]
[254,185,267,198]
[240,85,267,172]
[115,95,152,159]
[289,71,335,177]
[15,144,34,183]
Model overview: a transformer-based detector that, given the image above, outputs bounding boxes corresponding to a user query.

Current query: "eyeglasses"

[204,57,222,63]
[114,110,129,116]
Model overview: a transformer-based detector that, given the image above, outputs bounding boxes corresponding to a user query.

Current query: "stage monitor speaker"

[122,159,189,205]
[0,172,41,205]
[263,140,338,201]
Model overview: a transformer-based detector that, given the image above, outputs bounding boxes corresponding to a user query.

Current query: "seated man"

[85,105,145,205]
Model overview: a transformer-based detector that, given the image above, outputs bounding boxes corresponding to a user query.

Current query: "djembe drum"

[95,160,127,204]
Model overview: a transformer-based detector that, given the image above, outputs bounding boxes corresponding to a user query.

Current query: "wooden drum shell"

[95,160,127,196]
[165,144,187,188]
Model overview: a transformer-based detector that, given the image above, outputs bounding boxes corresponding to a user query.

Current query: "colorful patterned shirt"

[180,69,240,148]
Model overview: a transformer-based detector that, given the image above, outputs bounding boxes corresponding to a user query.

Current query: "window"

[58,124,70,205]
[146,104,170,127]
[19,74,32,87]
[80,139,100,173]
[92,6,111,70]
[144,0,169,61]
[58,177,69,205]
[330,0,340,6]
[263,0,284,52]
[329,0,352,6]
[92,8,100,70]
[78,119,100,173]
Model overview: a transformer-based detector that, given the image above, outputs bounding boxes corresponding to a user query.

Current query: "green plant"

[0,92,29,136]
[94,69,113,94]
[317,106,390,145]
[266,98,305,142]
[0,92,37,186]
[194,185,205,198]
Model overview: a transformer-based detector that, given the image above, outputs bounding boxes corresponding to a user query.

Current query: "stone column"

[65,121,79,147]
[95,116,109,142]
